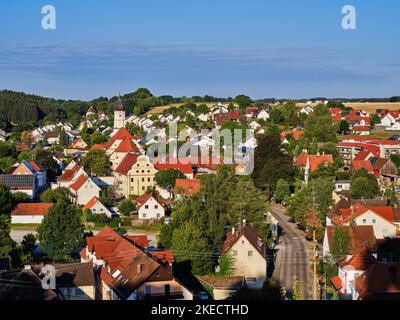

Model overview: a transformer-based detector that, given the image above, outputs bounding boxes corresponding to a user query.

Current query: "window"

[142,186,145,191]
[148,177,151,182]
[143,213,146,218]
[372,219,376,224]
[246,277,256,281]
[131,178,134,182]
[155,205,158,209]
[232,250,238,256]
[145,205,149,209]
[248,251,253,257]
[362,219,367,224]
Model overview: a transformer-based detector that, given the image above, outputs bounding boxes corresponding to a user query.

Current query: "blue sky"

[0,0,399,100]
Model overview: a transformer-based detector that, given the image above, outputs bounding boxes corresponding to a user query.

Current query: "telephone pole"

[312,228,318,300]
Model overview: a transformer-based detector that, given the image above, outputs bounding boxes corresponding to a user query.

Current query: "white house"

[11,203,53,224]
[257,109,269,121]
[136,193,165,220]
[82,196,114,218]
[380,113,396,127]
[69,174,101,205]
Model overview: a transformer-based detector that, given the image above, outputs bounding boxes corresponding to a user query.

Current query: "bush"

[93,213,110,224]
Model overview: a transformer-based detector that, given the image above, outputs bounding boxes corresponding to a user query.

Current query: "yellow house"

[220,221,268,289]
[114,153,157,197]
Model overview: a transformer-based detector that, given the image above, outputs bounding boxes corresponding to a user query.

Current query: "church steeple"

[114,96,126,129]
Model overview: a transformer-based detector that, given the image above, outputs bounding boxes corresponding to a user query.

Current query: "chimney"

[242,218,246,225]
[317,152,320,156]
[137,264,143,274]
[231,227,235,235]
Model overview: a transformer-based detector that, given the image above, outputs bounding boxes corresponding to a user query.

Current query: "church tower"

[114,97,126,129]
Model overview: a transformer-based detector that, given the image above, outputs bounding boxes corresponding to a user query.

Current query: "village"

[0,91,399,301]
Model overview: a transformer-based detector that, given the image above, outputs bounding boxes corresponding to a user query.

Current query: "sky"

[0,0,399,100]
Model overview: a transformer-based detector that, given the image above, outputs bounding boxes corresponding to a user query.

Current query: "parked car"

[197,291,209,300]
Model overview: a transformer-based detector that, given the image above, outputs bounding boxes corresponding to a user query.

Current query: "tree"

[331,226,349,259]
[82,149,110,176]
[90,131,107,146]
[219,253,234,276]
[118,199,135,216]
[0,156,16,173]
[0,185,14,216]
[0,214,14,259]
[234,95,252,109]
[59,129,67,147]
[338,120,350,135]
[274,179,290,203]
[304,104,337,142]
[37,202,84,260]
[40,187,71,203]
[350,168,380,199]
[252,134,294,197]
[155,169,186,197]
[13,192,30,204]
[34,148,58,182]
[171,222,214,275]
[20,233,37,263]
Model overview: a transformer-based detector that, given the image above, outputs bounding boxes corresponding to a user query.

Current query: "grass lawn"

[10,224,39,230]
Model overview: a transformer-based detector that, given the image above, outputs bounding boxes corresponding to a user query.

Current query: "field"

[296,102,400,113]
[145,102,237,115]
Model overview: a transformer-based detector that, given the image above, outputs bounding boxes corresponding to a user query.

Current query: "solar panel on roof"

[0,174,36,187]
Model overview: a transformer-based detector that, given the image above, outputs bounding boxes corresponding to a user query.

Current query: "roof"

[153,158,193,174]
[114,137,139,153]
[330,276,343,290]
[326,225,376,255]
[69,174,89,192]
[294,153,333,172]
[115,97,124,111]
[104,128,134,150]
[29,161,42,172]
[339,246,377,271]
[221,223,266,259]
[11,203,53,216]
[55,262,95,288]
[58,165,81,181]
[353,151,372,161]
[114,153,139,175]
[280,130,304,141]
[136,192,164,210]
[0,174,36,188]
[371,158,389,171]
[82,196,101,211]
[355,263,400,300]
[174,179,201,195]
[352,160,374,173]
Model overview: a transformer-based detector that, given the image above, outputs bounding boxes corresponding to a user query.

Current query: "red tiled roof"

[92,144,106,150]
[353,126,371,132]
[309,155,333,172]
[104,128,134,150]
[330,276,343,290]
[70,174,89,191]
[114,153,139,175]
[352,160,374,173]
[82,196,100,211]
[221,223,266,259]
[153,158,193,174]
[58,165,81,181]
[174,179,201,195]
[136,192,164,209]
[126,235,149,248]
[353,151,372,161]
[11,203,53,216]
[280,130,304,141]
[340,247,377,271]
[114,137,139,153]
[150,250,174,264]
[29,161,41,172]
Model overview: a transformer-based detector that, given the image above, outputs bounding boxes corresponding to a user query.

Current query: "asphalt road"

[271,206,314,300]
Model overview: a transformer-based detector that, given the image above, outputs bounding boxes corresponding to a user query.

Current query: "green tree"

[118,199,135,216]
[34,148,58,182]
[0,185,14,216]
[171,222,214,275]
[40,187,71,203]
[338,120,350,135]
[350,173,379,199]
[234,95,252,109]
[252,134,294,197]
[331,226,349,259]
[155,169,186,197]
[38,202,84,260]
[0,156,16,173]
[0,215,14,259]
[274,179,290,203]
[82,149,110,176]
[13,192,30,204]
[219,253,234,276]
[90,131,107,146]
[304,104,337,142]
